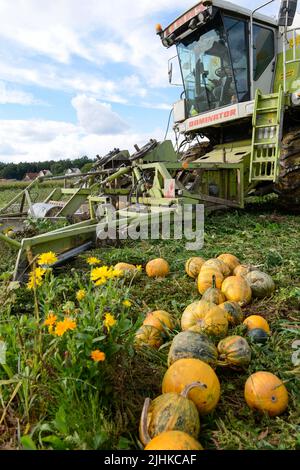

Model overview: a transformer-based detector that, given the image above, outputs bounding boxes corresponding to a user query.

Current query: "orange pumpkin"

[146,258,170,278]
[185,257,205,279]
[217,254,240,273]
[243,315,271,334]
[198,267,224,295]
[244,371,288,416]
[181,300,204,321]
[135,325,163,349]
[219,301,244,326]
[234,264,254,277]
[143,310,174,332]
[202,275,227,305]
[162,358,221,415]
[221,276,252,305]
[181,300,208,331]
[202,259,231,277]
[114,262,137,272]
[181,301,228,338]
[144,431,203,450]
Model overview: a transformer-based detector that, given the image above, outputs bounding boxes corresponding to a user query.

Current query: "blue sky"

[0,0,280,163]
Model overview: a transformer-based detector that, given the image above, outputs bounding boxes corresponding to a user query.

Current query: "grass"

[0,197,299,450]
[0,181,63,191]
[0,181,65,214]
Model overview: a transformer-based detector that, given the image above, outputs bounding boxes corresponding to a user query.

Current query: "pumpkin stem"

[216,360,228,367]
[181,381,207,398]
[140,398,152,445]
[212,275,216,289]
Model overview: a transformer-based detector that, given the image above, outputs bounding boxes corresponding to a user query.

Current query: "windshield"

[177,12,243,118]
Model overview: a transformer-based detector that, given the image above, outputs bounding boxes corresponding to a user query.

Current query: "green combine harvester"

[0,0,299,279]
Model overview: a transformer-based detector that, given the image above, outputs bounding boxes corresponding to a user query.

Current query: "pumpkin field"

[0,186,299,450]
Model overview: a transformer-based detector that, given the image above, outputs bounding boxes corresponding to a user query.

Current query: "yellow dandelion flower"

[123,300,132,308]
[136,265,143,272]
[27,267,46,290]
[87,257,102,266]
[95,278,107,287]
[35,267,47,277]
[91,266,107,281]
[76,289,86,302]
[44,313,57,327]
[27,275,43,290]
[37,252,58,266]
[91,350,106,362]
[105,267,117,280]
[104,313,117,332]
[112,269,124,278]
[54,318,77,337]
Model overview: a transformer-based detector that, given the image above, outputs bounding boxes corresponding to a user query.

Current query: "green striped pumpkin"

[219,301,244,326]
[201,275,226,305]
[168,331,218,368]
[217,335,251,368]
[139,383,201,446]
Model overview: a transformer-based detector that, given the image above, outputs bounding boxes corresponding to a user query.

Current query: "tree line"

[0,157,96,180]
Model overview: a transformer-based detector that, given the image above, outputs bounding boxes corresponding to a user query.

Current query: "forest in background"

[0,156,96,180]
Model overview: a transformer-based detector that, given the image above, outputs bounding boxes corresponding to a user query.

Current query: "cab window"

[253,25,275,80]
[224,16,249,102]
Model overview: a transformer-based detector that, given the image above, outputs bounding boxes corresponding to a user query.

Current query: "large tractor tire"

[275,128,300,211]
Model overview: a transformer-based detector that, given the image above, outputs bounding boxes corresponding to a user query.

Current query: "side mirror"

[168,56,183,87]
[278,0,298,26]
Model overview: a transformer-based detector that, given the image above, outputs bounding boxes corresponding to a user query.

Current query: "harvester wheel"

[275,128,300,211]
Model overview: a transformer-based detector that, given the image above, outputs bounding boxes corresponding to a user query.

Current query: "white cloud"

[0,143,21,156]
[0,0,279,109]
[0,0,282,165]
[71,94,129,135]
[0,118,165,163]
[120,76,147,98]
[0,0,193,100]
[0,61,149,104]
[0,93,166,162]
[140,101,172,110]
[0,81,40,105]
[13,27,92,65]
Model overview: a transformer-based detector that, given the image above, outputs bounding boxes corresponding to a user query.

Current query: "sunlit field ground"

[0,185,299,450]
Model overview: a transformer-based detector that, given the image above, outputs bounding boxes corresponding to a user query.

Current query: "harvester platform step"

[254,141,277,146]
[255,124,280,129]
[250,157,277,162]
[250,176,277,180]
[249,86,284,184]
[255,107,278,112]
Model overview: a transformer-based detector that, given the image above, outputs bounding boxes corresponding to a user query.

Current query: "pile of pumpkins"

[183,253,275,344]
[135,253,276,353]
[133,253,289,450]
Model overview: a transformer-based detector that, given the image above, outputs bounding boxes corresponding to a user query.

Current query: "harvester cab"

[157,0,300,206]
[160,0,297,122]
